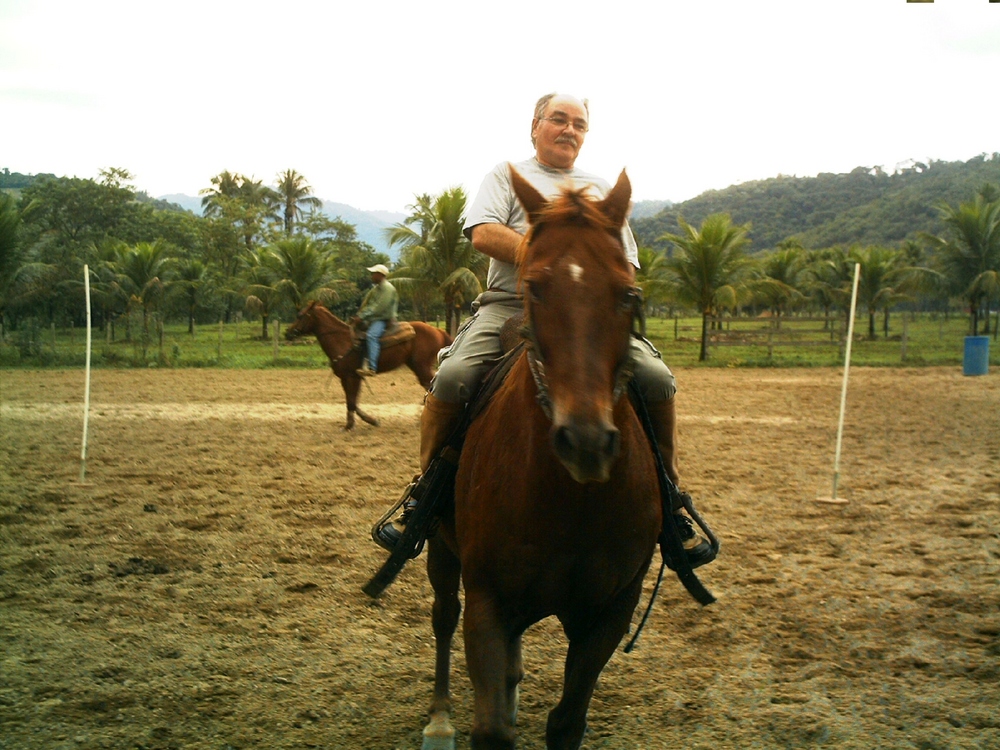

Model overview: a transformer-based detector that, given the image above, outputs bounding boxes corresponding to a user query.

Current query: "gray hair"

[531,92,589,147]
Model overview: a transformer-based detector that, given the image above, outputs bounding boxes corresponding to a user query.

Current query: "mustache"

[555,135,578,146]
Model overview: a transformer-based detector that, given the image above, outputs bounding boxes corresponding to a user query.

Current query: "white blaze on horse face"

[568,262,584,285]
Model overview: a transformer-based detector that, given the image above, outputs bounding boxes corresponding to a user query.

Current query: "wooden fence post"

[218,320,224,360]
[273,320,280,360]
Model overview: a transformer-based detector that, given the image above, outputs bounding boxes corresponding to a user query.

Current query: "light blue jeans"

[365,319,388,370]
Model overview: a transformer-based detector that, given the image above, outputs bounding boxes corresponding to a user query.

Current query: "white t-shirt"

[463,157,640,295]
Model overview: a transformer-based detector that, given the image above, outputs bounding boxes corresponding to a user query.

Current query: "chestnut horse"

[421,169,662,750]
[284,302,452,430]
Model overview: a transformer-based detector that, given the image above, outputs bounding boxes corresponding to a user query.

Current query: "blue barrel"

[963,335,989,376]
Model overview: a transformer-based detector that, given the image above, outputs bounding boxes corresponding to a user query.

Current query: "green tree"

[115,240,175,342]
[200,172,277,253]
[803,247,851,330]
[388,187,486,332]
[242,249,282,340]
[0,191,30,335]
[922,188,1000,335]
[635,245,673,316]
[657,214,753,361]
[171,258,213,334]
[262,236,344,311]
[275,169,322,236]
[847,245,915,339]
[752,241,808,320]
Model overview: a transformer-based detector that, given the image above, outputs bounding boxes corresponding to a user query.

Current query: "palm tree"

[803,247,851,330]
[200,172,279,253]
[657,214,753,361]
[752,241,808,322]
[275,169,323,236]
[922,189,1000,335]
[89,238,132,340]
[172,258,212,334]
[0,192,29,337]
[388,187,487,333]
[847,245,914,340]
[635,245,673,318]
[199,170,242,218]
[242,250,281,340]
[115,240,175,342]
[262,236,345,311]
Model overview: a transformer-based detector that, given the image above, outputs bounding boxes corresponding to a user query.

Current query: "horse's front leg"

[423,536,462,750]
[464,590,518,750]
[340,373,379,429]
[339,372,358,430]
[546,579,645,750]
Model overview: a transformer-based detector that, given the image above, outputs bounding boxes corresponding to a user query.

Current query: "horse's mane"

[515,185,623,273]
[305,302,350,332]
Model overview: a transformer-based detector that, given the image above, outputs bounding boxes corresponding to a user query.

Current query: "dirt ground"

[1,365,998,750]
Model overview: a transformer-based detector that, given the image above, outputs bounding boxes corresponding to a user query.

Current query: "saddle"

[352,321,415,351]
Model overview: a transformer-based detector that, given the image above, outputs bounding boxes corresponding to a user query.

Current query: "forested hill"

[632,154,1000,253]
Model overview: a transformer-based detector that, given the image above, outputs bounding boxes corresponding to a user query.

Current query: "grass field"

[0,312,996,370]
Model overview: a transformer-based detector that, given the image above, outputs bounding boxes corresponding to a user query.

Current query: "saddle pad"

[353,321,416,350]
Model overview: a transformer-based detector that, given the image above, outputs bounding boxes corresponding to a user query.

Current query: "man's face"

[371,272,385,284]
[531,95,588,170]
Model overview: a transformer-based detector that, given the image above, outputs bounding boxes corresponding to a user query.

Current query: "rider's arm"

[469,223,523,265]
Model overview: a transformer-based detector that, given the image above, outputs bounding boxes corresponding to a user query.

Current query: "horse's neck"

[313,310,353,360]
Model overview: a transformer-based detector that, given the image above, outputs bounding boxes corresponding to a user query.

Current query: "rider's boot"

[357,360,375,378]
[372,393,463,552]
[647,396,716,567]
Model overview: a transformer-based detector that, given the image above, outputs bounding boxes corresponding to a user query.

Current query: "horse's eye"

[619,289,638,315]
[526,280,544,305]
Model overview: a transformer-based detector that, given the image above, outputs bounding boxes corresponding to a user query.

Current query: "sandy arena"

[1,367,998,749]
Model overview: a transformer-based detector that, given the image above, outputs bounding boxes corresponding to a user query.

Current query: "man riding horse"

[372,92,716,568]
[355,264,398,378]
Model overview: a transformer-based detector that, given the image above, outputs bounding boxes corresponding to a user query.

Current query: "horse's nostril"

[606,429,621,458]
[553,425,577,457]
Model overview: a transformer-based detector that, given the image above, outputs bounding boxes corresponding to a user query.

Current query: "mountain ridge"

[156,193,406,258]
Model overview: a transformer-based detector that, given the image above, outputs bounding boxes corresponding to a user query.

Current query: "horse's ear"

[510,164,547,224]
[598,170,631,230]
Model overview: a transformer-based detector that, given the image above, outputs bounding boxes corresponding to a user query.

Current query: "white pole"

[817,262,860,504]
[79,264,93,482]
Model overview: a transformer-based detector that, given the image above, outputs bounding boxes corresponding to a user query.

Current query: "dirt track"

[1,367,998,749]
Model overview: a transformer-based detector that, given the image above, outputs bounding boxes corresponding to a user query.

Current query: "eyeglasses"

[538,115,589,133]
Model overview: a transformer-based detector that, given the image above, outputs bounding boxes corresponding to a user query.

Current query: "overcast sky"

[2,0,998,213]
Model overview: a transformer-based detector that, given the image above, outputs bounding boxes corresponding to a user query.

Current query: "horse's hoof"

[422,711,455,750]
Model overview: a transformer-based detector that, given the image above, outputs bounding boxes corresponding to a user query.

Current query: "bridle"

[288,310,354,367]
[521,286,644,422]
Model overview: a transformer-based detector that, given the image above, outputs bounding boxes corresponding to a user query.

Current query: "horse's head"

[512,166,639,484]
[285,301,319,341]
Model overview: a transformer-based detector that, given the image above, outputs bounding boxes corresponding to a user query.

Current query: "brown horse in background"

[284,302,452,430]
[421,168,662,750]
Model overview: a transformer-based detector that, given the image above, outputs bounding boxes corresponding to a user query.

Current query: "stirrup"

[664,491,719,571]
[371,476,424,559]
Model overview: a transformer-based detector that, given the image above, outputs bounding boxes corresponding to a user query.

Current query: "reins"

[520,284,717,650]
[291,311,353,367]
[623,375,718,652]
